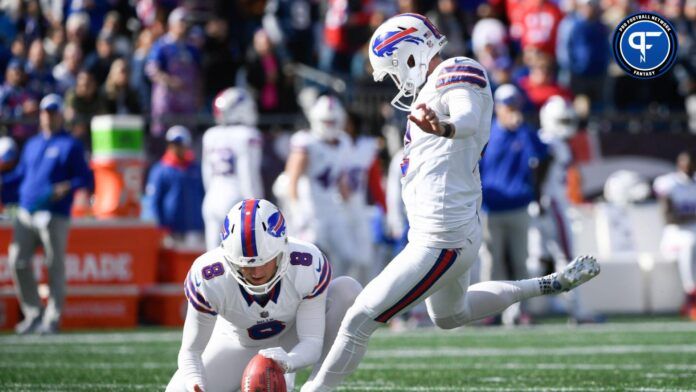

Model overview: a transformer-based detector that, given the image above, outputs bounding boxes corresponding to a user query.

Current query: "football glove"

[258,347,292,373]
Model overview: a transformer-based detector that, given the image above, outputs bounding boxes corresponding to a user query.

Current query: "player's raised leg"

[427,254,600,329]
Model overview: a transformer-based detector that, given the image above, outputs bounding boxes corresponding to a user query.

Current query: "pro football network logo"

[612,12,677,79]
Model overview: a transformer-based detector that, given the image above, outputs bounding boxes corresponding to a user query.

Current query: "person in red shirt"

[518,49,572,110]
[511,0,564,58]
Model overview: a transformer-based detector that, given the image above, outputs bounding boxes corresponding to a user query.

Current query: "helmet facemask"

[223,248,289,295]
[369,13,447,112]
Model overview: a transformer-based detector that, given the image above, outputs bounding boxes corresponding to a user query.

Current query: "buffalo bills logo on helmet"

[220,215,231,241]
[372,27,424,57]
[267,211,286,238]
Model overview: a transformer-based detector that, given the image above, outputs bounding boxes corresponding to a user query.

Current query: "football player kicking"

[166,199,362,392]
[301,13,600,392]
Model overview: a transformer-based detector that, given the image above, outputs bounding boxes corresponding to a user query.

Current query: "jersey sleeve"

[302,252,332,300]
[184,265,219,316]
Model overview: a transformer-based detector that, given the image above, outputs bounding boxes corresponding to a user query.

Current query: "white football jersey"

[184,237,331,347]
[539,134,572,204]
[344,136,379,210]
[201,124,264,211]
[653,172,696,219]
[289,130,349,218]
[402,56,493,248]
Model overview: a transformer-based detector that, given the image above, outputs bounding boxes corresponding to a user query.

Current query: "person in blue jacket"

[2,93,93,335]
[480,84,551,325]
[145,125,205,244]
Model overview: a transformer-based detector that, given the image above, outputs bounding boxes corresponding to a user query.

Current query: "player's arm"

[285,148,308,202]
[200,137,211,191]
[407,87,484,139]
[178,271,219,391]
[178,303,216,391]
[261,294,327,373]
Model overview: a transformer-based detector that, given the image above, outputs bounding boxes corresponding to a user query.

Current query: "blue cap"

[39,94,64,112]
[494,84,523,108]
[165,125,192,146]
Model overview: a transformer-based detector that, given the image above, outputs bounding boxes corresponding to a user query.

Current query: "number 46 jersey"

[184,237,332,346]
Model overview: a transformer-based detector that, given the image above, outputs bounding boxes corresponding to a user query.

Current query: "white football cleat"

[557,255,600,291]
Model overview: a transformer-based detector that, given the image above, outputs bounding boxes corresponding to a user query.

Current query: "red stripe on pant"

[375,249,457,323]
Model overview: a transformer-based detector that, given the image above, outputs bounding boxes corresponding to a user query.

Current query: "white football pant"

[302,221,549,391]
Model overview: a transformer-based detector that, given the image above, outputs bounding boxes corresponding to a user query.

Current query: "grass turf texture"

[0,319,695,391]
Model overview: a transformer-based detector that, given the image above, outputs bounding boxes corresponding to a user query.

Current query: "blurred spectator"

[518,49,572,110]
[512,0,563,58]
[0,8,17,49]
[146,7,202,136]
[130,29,155,114]
[3,94,93,335]
[16,0,47,45]
[102,58,140,115]
[0,59,39,142]
[472,17,513,87]
[101,11,133,58]
[84,30,118,85]
[556,0,609,108]
[480,84,550,324]
[201,17,239,105]
[145,125,205,244]
[263,0,318,65]
[246,28,297,115]
[25,39,56,96]
[426,0,468,59]
[43,27,66,65]
[64,69,107,148]
[10,35,28,61]
[52,42,83,94]
[65,12,94,56]
[321,0,372,77]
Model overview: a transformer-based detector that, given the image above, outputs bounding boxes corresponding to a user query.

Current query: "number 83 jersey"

[184,237,332,346]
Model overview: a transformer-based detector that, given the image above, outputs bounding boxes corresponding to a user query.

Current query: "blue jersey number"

[247,320,286,340]
[290,251,313,266]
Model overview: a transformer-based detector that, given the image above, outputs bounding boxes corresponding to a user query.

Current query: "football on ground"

[241,354,286,392]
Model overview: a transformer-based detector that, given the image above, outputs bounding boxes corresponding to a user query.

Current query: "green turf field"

[1,320,695,391]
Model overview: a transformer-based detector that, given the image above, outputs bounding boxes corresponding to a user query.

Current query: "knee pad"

[339,303,379,343]
[328,276,363,308]
[430,314,462,330]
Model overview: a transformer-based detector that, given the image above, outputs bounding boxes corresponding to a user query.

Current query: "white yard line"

[1,361,694,374]
[365,344,696,358]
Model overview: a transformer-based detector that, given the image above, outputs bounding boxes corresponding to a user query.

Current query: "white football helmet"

[309,94,346,140]
[540,96,578,140]
[368,13,447,111]
[213,87,258,126]
[220,199,289,295]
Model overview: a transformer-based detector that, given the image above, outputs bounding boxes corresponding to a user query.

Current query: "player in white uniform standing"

[529,96,577,276]
[201,88,264,250]
[166,199,362,392]
[342,111,382,282]
[654,152,696,320]
[283,95,360,277]
[301,14,601,391]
